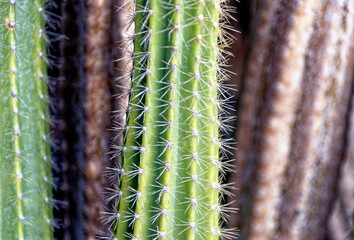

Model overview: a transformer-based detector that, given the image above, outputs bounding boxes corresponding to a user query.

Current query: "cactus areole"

[0,1,53,240]
[113,0,235,239]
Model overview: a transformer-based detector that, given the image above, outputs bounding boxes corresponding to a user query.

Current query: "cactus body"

[0,1,53,239]
[112,0,235,239]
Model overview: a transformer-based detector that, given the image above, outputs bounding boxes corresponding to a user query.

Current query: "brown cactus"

[230,0,354,239]
[85,0,112,238]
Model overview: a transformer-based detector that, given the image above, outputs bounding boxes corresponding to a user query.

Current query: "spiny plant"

[109,0,236,239]
[0,0,53,239]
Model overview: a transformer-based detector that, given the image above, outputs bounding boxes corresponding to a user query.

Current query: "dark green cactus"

[0,1,53,239]
[111,0,236,239]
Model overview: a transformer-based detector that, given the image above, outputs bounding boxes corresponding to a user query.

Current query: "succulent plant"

[0,1,53,239]
[111,0,236,239]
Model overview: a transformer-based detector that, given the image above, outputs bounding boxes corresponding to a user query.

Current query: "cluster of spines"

[0,1,53,239]
[106,0,237,239]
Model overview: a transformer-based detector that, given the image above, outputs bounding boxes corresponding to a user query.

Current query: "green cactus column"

[112,0,235,239]
[0,1,53,239]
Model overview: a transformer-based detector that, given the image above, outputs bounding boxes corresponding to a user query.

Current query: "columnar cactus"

[231,1,354,239]
[112,0,235,239]
[0,1,53,239]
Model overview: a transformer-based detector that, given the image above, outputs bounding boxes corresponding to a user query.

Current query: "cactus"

[231,1,354,239]
[85,0,112,238]
[111,0,236,239]
[0,1,53,239]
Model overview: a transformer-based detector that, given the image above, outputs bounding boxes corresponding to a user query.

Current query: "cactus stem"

[34,0,53,233]
[112,0,237,239]
[5,3,25,239]
[0,1,53,238]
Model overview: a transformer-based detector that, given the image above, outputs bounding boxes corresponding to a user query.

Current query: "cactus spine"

[112,0,235,239]
[0,1,53,239]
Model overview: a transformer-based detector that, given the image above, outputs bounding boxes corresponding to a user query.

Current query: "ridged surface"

[230,0,354,239]
[111,0,235,239]
[0,1,53,239]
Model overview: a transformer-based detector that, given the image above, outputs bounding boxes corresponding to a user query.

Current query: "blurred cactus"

[0,0,53,239]
[84,0,112,238]
[229,0,354,239]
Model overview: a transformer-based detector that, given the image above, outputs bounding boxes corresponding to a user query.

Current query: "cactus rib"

[3,3,25,239]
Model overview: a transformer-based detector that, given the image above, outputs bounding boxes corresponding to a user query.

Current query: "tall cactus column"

[230,0,354,239]
[0,1,53,239]
[112,0,235,239]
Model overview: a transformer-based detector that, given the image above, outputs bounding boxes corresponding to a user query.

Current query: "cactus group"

[112,0,235,239]
[0,1,53,239]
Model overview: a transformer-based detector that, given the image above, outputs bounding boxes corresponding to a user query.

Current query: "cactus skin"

[111,0,235,239]
[0,1,53,239]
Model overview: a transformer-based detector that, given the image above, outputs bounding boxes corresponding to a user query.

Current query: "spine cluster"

[110,0,236,239]
[0,1,53,239]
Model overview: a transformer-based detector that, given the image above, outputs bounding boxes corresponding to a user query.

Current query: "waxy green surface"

[0,1,53,239]
[114,0,226,239]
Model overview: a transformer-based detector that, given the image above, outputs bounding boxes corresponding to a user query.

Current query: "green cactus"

[0,1,53,239]
[111,0,236,239]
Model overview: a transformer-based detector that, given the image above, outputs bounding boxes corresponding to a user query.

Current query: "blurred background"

[46,0,353,239]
